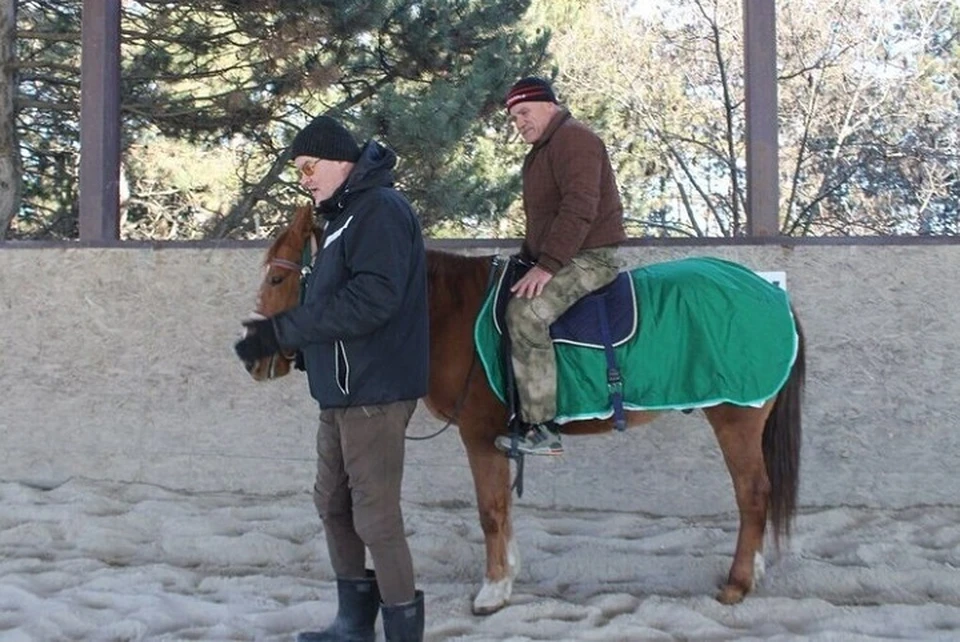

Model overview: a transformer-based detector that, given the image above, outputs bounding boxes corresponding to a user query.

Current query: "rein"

[269,243,504,444]
[406,254,504,442]
[404,355,479,441]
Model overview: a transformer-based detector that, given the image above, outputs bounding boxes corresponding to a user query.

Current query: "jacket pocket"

[334,340,350,395]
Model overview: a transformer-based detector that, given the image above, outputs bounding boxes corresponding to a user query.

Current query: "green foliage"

[121,135,248,239]
[10,0,548,239]
[14,1,82,237]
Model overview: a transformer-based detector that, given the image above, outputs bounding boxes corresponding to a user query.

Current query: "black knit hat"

[290,115,361,162]
[504,76,558,111]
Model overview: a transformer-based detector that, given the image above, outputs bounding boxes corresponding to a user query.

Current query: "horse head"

[244,203,318,381]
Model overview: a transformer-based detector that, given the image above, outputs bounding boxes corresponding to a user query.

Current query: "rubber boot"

[381,590,424,642]
[297,570,380,642]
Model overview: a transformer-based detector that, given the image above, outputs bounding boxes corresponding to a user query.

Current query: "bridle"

[250,230,321,372]
[263,258,303,361]
[268,257,301,273]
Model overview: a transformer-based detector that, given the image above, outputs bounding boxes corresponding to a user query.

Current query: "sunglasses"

[298,159,321,177]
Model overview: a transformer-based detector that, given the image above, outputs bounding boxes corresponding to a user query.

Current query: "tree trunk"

[0,0,21,239]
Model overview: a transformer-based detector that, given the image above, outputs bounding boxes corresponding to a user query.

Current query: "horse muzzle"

[246,351,295,381]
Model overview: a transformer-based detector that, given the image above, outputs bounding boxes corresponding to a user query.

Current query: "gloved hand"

[294,351,306,371]
[234,318,281,363]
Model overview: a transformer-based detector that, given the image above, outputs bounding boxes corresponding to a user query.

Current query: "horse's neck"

[426,251,491,322]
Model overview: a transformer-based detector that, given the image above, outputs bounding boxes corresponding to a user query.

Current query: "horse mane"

[425,249,493,310]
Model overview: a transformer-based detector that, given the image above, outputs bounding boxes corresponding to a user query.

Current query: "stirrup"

[495,421,563,456]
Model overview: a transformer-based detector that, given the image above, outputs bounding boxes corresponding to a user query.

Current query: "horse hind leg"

[706,403,773,604]
[461,430,518,615]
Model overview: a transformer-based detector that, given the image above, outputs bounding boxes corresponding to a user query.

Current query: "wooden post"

[78,0,121,242]
[743,0,780,236]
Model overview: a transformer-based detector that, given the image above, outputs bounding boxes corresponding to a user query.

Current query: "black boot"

[297,570,380,642]
[381,590,424,642]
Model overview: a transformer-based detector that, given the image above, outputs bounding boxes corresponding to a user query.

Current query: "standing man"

[494,77,627,457]
[235,115,428,642]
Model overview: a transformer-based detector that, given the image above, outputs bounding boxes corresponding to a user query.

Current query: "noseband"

[269,257,301,272]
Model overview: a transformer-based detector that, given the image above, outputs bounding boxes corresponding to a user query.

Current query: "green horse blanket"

[474,256,799,424]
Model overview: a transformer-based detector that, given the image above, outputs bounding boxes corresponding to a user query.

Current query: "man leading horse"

[234,115,428,642]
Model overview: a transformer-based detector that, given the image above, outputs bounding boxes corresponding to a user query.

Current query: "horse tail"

[763,309,805,549]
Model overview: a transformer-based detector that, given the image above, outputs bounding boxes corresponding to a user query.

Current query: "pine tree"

[10,0,549,239]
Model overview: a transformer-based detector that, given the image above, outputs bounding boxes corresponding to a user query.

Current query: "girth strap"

[497,255,532,498]
[595,298,626,431]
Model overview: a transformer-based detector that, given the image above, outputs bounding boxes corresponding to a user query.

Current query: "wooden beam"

[78,0,121,242]
[743,0,780,236]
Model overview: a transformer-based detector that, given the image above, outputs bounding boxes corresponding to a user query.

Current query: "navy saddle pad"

[492,263,637,349]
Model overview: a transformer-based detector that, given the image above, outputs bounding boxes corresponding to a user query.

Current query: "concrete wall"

[2,244,957,517]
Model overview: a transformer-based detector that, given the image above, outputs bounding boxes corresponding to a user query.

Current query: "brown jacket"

[521,109,626,274]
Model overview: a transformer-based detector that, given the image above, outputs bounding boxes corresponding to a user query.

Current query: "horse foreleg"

[461,431,517,615]
[706,404,772,604]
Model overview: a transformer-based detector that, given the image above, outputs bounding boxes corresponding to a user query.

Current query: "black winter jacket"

[273,141,429,408]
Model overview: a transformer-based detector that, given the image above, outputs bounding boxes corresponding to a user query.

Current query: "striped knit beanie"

[504,77,558,111]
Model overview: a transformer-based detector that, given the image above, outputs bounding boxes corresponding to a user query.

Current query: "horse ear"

[292,203,314,234]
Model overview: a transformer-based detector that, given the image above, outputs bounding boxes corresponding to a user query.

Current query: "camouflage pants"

[506,247,620,424]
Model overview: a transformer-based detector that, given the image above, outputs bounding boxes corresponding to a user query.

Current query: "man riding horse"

[496,76,627,457]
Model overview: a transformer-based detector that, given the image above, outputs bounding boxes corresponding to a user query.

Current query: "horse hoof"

[472,577,512,615]
[472,601,506,616]
[716,584,747,605]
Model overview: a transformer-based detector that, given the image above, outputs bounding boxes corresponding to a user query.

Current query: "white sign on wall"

[755,271,787,290]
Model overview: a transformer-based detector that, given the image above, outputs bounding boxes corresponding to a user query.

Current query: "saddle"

[492,255,636,432]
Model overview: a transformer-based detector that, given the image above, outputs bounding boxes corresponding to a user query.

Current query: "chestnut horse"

[246,205,805,614]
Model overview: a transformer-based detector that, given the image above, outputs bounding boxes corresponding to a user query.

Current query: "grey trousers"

[506,247,620,424]
[313,399,418,605]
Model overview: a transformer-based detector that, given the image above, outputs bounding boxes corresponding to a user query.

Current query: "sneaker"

[495,422,564,456]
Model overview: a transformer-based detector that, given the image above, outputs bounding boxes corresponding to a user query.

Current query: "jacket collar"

[531,108,572,151]
[316,140,397,220]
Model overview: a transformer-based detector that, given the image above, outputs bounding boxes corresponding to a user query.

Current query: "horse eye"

[269,275,285,285]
